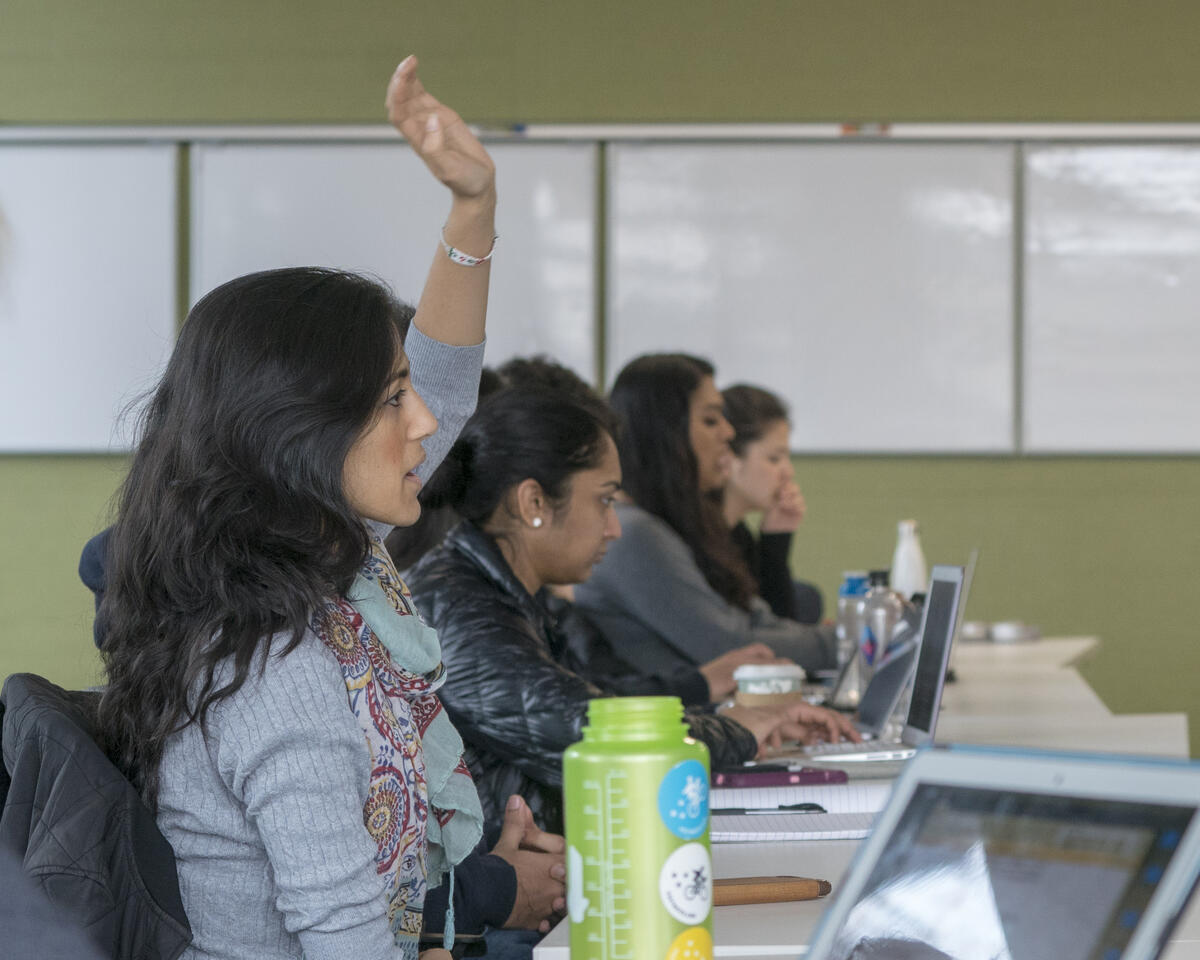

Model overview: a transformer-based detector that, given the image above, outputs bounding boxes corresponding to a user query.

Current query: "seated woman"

[573,354,838,678]
[722,383,824,624]
[404,386,857,844]
[94,57,561,960]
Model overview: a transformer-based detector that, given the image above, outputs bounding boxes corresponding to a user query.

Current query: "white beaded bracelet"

[441,227,498,267]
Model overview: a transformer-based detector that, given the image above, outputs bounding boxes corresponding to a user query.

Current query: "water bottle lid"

[732,663,807,682]
[897,519,919,534]
[869,569,890,586]
[839,571,869,595]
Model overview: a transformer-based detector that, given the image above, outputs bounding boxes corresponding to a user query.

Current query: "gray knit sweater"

[156,326,484,960]
[574,502,837,678]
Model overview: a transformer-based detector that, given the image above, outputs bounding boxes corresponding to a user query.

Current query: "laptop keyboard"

[805,740,889,756]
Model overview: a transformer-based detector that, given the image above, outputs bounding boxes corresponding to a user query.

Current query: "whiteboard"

[192,142,596,380]
[607,143,1016,453]
[1024,145,1200,452]
[0,143,177,452]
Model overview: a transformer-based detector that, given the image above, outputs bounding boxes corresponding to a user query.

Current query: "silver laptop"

[801,564,965,763]
[806,746,1200,960]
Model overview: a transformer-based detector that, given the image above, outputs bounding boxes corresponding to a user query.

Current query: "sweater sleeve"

[405,324,485,483]
[582,506,836,672]
[423,847,517,936]
[206,636,402,960]
[755,530,797,620]
[599,665,712,706]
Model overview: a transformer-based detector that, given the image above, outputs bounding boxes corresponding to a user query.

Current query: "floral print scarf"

[312,534,483,956]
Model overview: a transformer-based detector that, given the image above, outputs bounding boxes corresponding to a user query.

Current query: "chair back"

[0,673,191,960]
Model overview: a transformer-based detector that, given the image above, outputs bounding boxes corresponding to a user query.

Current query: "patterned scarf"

[312,534,483,957]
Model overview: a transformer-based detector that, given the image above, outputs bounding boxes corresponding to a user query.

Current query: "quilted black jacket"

[404,521,758,846]
[0,673,191,960]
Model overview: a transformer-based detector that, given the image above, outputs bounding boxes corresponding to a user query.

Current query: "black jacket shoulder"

[405,522,756,844]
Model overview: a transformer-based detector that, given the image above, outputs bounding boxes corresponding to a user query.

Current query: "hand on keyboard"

[722,701,863,758]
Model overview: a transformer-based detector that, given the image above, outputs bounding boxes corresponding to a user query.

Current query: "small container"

[732,663,807,707]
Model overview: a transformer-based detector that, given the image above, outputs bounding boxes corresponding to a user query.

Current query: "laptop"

[805,745,1200,960]
[799,564,965,763]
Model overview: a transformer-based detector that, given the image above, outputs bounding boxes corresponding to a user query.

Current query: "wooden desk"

[535,638,1196,959]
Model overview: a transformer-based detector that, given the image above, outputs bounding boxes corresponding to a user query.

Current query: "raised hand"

[386,55,496,203]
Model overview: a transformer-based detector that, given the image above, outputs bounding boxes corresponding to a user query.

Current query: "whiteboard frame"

[5,124,1200,455]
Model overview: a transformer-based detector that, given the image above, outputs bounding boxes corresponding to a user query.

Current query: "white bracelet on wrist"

[440,226,498,267]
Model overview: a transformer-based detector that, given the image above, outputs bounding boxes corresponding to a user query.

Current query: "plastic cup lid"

[732,663,807,681]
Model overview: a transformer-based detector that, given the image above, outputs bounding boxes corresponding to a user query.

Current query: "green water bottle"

[563,696,713,960]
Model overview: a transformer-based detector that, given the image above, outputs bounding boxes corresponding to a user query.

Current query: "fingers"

[736,642,775,663]
[494,794,528,853]
[421,111,445,158]
[511,797,567,854]
[386,55,446,146]
[521,825,567,856]
[386,55,428,125]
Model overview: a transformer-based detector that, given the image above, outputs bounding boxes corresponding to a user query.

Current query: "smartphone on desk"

[712,765,849,788]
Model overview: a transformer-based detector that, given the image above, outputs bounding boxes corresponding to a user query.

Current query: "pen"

[710,802,826,815]
[713,875,832,905]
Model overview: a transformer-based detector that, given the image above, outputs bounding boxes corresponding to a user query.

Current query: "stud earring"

[531,517,543,528]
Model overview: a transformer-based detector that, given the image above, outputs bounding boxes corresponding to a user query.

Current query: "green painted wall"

[0,457,126,690]
[2,0,1197,751]
[789,458,1200,755]
[3,0,1200,124]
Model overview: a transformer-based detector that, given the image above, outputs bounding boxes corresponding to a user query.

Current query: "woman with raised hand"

[722,383,824,624]
[404,385,857,846]
[573,354,839,679]
[95,57,561,960]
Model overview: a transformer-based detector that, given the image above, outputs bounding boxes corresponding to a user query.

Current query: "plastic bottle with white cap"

[890,519,928,601]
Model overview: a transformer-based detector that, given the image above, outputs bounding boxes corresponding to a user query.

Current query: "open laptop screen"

[905,574,959,737]
[826,783,1196,960]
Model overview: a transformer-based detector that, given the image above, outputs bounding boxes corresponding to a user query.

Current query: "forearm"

[742,611,838,671]
[413,193,495,347]
[683,711,758,770]
[598,666,711,706]
[756,531,797,620]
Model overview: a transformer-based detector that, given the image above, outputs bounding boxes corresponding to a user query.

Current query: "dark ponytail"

[439,386,615,526]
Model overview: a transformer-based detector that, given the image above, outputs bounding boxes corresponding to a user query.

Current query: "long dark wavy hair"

[97,267,412,806]
[608,354,756,609]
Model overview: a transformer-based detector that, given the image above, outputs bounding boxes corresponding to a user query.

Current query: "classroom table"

[534,637,1197,959]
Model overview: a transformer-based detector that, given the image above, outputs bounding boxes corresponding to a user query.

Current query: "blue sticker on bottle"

[658,759,709,839]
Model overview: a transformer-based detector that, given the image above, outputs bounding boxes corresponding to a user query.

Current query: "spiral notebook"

[710,781,893,842]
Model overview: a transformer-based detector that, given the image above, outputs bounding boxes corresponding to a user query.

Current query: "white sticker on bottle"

[658,842,712,926]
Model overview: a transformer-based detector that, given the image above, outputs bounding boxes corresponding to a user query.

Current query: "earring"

[531,517,543,528]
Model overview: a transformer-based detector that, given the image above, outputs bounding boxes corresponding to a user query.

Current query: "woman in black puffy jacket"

[404,385,857,844]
